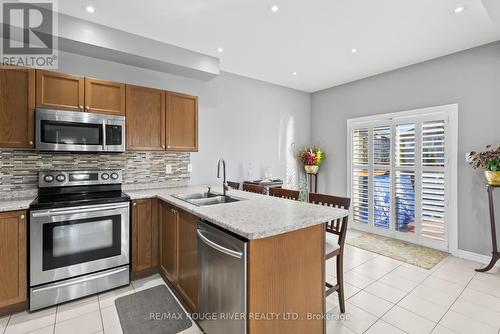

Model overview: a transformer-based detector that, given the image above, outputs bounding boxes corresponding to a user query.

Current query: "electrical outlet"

[165,164,172,174]
[187,163,193,173]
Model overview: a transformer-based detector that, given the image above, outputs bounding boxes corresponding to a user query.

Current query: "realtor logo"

[1,0,58,68]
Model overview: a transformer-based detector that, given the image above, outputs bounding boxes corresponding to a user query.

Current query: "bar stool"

[309,192,350,313]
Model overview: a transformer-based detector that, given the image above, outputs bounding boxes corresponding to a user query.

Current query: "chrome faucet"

[217,158,228,196]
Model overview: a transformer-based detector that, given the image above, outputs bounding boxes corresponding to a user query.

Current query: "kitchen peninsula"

[126,185,348,334]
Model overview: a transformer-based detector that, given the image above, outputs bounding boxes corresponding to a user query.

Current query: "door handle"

[197,229,243,258]
[102,120,107,150]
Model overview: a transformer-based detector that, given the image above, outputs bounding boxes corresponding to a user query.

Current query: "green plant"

[467,144,500,172]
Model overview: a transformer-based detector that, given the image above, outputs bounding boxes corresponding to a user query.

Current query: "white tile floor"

[3,232,500,334]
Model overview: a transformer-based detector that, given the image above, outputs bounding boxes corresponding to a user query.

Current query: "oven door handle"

[31,202,129,218]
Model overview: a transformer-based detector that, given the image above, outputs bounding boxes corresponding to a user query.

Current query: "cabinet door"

[84,78,125,115]
[177,209,198,311]
[131,199,153,272]
[0,67,35,148]
[159,201,178,283]
[166,92,198,152]
[126,85,166,151]
[35,70,84,111]
[0,211,26,309]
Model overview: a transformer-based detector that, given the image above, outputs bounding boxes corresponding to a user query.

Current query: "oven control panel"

[39,170,123,187]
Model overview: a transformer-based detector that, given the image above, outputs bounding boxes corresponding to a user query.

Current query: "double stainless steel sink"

[172,191,243,206]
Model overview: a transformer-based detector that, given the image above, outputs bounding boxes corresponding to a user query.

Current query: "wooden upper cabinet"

[166,92,198,152]
[126,85,166,151]
[159,201,178,283]
[35,70,84,112]
[84,78,125,115]
[0,210,27,309]
[0,67,35,148]
[177,209,198,311]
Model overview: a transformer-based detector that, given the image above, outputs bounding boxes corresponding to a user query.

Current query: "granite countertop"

[0,197,36,213]
[0,185,349,240]
[125,185,348,240]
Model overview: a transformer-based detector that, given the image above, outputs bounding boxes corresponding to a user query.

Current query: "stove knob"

[110,173,119,180]
[56,174,66,182]
[43,175,54,183]
[101,173,109,180]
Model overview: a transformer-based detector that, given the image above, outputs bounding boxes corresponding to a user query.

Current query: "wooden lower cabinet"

[0,210,27,313]
[131,199,159,274]
[248,224,325,334]
[159,201,178,282]
[159,201,198,311]
[176,210,198,311]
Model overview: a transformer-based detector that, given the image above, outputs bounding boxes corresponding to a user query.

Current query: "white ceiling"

[58,0,500,92]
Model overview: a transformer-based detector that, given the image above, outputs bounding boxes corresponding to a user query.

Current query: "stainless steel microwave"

[35,109,125,152]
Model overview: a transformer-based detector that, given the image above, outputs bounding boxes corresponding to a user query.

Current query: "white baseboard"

[455,249,500,268]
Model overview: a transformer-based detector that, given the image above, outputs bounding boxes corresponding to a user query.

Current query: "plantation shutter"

[352,128,369,225]
[421,120,446,241]
[348,107,452,251]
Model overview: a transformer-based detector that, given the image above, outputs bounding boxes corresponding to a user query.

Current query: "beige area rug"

[347,232,449,270]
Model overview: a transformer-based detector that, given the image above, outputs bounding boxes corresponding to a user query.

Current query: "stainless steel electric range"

[29,170,130,311]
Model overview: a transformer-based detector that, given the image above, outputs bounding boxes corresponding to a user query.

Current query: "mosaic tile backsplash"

[0,150,190,199]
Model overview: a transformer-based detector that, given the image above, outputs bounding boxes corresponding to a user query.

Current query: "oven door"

[35,108,125,152]
[30,202,130,287]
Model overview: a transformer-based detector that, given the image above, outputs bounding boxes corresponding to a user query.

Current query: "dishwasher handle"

[197,229,243,259]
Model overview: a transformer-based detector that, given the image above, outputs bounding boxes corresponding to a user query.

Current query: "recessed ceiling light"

[217,47,224,53]
[454,6,464,13]
[351,48,358,54]
[85,5,95,13]
[292,71,298,76]
[270,5,279,12]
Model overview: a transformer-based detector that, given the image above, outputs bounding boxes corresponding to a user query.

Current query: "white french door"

[348,105,457,251]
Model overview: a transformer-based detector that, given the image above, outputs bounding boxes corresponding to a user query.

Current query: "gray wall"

[56,50,311,188]
[311,41,500,256]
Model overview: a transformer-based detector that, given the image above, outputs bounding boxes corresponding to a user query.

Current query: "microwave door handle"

[102,120,106,150]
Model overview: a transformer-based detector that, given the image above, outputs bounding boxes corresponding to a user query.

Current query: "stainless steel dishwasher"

[197,220,247,334]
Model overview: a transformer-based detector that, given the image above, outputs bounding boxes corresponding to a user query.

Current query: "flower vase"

[304,165,319,174]
[485,171,500,186]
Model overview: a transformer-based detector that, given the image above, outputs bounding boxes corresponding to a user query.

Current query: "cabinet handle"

[29,141,33,145]
[79,105,84,111]
[20,214,25,219]
[133,202,137,206]
[85,106,90,112]
[161,145,165,149]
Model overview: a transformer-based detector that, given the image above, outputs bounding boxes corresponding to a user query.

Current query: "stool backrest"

[242,183,267,194]
[269,187,299,200]
[309,192,351,246]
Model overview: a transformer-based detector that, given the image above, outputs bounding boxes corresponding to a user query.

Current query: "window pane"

[373,126,391,166]
[422,171,445,241]
[352,168,369,224]
[395,124,415,167]
[352,128,369,165]
[374,169,390,229]
[422,120,445,167]
[395,170,415,234]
